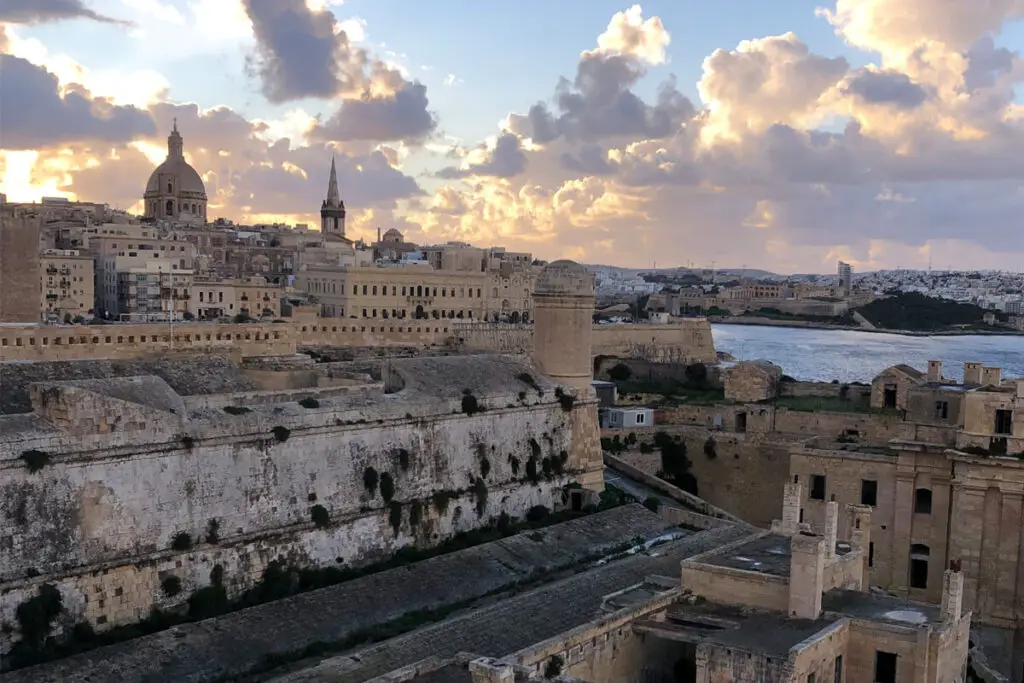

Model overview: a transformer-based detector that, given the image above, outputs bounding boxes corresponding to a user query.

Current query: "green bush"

[608,363,632,381]
[161,576,182,597]
[388,501,403,536]
[461,393,483,415]
[380,472,396,503]
[271,426,291,442]
[171,532,192,551]
[20,450,49,473]
[223,406,251,415]
[310,504,330,528]
[643,496,661,513]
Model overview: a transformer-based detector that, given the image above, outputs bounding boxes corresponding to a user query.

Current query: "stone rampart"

[0,356,600,652]
[452,320,717,364]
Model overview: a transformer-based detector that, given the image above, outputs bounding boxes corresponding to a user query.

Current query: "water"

[711,324,1024,383]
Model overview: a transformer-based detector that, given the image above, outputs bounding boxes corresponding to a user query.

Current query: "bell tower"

[320,156,347,242]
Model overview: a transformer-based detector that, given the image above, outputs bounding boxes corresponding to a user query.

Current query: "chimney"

[848,504,873,591]
[377,226,381,243]
[963,362,982,386]
[469,658,516,683]
[774,480,802,534]
[981,366,1002,387]
[1017,379,1024,399]
[941,561,964,624]
[789,535,825,620]
[823,501,839,560]
[927,360,942,384]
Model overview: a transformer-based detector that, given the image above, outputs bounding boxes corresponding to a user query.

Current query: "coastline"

[710,316,1024,338]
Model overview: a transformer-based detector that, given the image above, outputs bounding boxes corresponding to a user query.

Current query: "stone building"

[91,233,197,320]
[187,276,281,320]
[723,359,783,403]
[0,202,41,323]
[0,260,605,667]
[143,121,208,223]
[39,249,94,322]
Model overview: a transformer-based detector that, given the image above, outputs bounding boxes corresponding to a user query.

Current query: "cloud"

[842,68,929,108]
[242,0,367,103]
[311,81,437,143]
[0,0,126,25]
[0,55,156,150]
[437,133,527,179]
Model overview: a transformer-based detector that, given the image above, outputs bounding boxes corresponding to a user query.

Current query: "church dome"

[145,157,206,197]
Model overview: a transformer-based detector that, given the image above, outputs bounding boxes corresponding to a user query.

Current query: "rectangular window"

[861,479,878,506]
[835,656,843,683]
[910,558,928,589]
[810,475,826,501]
[995,409,1013,435]
[935,401,949,419]
[868,542,874,567]
[914,488,932,515]
[874,652,897,683]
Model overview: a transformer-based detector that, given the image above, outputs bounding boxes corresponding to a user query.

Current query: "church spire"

[326,156,340,208]
[168,120,183,160]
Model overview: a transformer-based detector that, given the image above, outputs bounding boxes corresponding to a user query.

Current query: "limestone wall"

[0,388,588,647]
[452,320,717,364]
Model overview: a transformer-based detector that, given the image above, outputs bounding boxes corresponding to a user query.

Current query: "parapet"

[534,260,595,298]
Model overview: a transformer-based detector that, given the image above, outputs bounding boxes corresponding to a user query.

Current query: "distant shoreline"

[710,316,1024,338]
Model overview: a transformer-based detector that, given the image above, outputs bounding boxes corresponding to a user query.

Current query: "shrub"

[310,504,330,528]
[516,372,539,391]
[380,472,396,503]
[363,467,379,496]
[409,500,423,527]
[643,496,661,513]
[210,564,225,586]
[298,397,320,409]
[473,478,488,517]
[461,393,483,415]
[187,584,228,619]
[171,532,192,551]
[161,576,182,597]
[526,456,539,484]
[704,437,717,459]
[529,438,542,457]
[205,518,220,545]
[16,583,62,650]
[20,450,49,473]
[223,406,251,415]
[181,435,195,450]
[639,442,654,454]
[525,505,550,523]
[554,387,575,412]
[544,654,564,678]
[518,391,527,401]
[397,448,411,471]
[541,457,553,478]
[271,426,291,442]
[432,489,454,514]
[626,432,637,446]
[388,501,403,536]
[608,363,632,381]
[479,456,491,479]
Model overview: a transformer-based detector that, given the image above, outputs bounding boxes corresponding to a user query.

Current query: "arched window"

[416,285,423,297]
[165,199,174,215]
[167,182,173,193]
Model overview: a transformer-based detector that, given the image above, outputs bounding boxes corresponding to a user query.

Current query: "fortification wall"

[0,389,585,648]
[452,320,717,364]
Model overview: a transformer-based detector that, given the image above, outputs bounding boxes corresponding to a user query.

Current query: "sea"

[711,324,1024,383]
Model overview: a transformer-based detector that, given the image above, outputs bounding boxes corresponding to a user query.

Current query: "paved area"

[264,524,754,682]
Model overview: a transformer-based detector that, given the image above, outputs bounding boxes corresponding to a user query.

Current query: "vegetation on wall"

[607,363,632,381]
[516,372,540,392]
[363,467,380,496]
[473,478,488,517]
[653,431,699,495]
[388,501,403,536]
[223,406,251,415]
[310,505,330,528]
[379,472,396,503]
[461,390,484,415]
[509,455,521,476]
[544,654,564,678]
[554,387,575,412]
[298,397,320,409]
[20,450,50,473]
[271,426,291,443]
[525,455,540,484]
[161,576,182,598]
[205,519,220,545]
[171,532,192,551]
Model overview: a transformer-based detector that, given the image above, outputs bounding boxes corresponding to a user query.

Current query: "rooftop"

[697,532,853,578]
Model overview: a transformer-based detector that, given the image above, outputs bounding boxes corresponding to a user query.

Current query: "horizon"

[4,1,1024,272]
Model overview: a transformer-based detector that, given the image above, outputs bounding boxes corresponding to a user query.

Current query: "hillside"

[855,293,989,331]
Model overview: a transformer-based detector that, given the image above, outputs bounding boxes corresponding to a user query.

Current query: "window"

[874,651,897,683]
[868,542,874,567]
[995,409,1013,435]
[636,412,646,425]
[934,401,949,419]
[914,488,932,514]
[810,475,826,501]
[835,655,843,683]
[861,479,878,506]
[909,543,930,589]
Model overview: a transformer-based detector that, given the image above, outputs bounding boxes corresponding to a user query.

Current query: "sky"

[4,1,1024,274]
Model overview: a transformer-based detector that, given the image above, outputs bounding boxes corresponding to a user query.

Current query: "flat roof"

[696,532,853,578]
[822,589,943,626]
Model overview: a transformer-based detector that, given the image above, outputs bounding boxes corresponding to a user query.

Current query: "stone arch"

[165,199,174,215]
[415,304,425,319]
[509,311,521,324]
[522,311,530,323]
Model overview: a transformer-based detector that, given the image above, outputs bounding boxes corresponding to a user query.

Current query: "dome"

[145,157,207,197]
[382,228,403,243]
[535,259,595,297]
